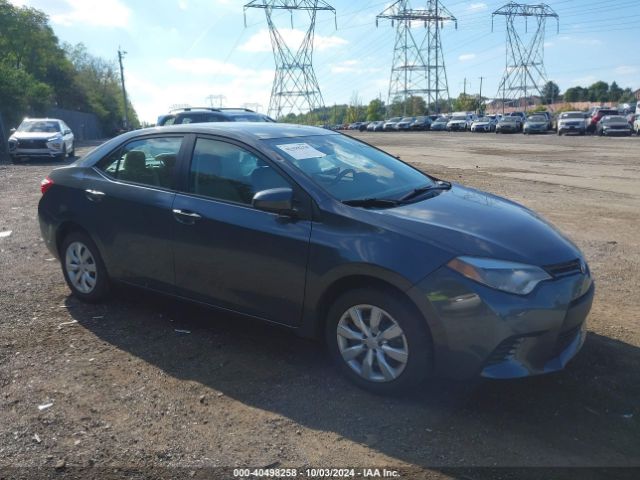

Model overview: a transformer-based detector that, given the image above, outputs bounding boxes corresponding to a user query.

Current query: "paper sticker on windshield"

[276,143,326,160]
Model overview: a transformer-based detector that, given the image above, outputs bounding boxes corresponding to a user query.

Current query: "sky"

[8,0,640,123]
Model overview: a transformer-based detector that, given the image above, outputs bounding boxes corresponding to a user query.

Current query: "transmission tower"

[493,2,559,110]
[244,1,336,119]
[377,0,457,115]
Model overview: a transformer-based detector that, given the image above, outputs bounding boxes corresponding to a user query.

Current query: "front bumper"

[408,265,594,380]
[447,123,466,131]
[558,124,585,134]
[602,128,632,136]
[472,125,491,132]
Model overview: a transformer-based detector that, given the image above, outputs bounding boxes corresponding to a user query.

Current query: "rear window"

[176,113,228,124]
[561,113,584,119]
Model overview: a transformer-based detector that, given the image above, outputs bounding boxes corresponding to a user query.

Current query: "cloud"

[239,28,348,53]
[558,35,602,46]
[128,61,276,123]
[50,0,132,28]
[614,65,639,76]
[166,58,273,82]
[178,0,188,10]
[458,53,476,62]
[468,2,488,11]
[329,60,382,75]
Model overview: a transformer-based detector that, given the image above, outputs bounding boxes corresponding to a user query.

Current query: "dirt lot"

[1,132,639,479]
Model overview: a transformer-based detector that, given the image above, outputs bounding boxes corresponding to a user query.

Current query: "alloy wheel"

[336,304,409,383]
[65,241,98,294]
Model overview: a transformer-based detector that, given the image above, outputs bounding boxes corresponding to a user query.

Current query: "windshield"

[265,134,434,202]
[451,116,466,121]
[476,117,490,122]
[387,117,401,123]
[400,117,414,122]
[434,118,447,123]
[528,116,546,122]
[561,113,584,119]
[502,117,518,123]
[18,120,60,133]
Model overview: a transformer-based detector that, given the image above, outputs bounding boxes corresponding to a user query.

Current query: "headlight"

[447,256,551,295]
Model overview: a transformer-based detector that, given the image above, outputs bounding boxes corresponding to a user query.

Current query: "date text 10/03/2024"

[233,468,401,478]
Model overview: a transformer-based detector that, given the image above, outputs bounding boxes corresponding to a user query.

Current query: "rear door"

[85,134,187,291]
[171,136,312,325]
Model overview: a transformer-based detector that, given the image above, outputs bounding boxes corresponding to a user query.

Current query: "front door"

[172,137,312,325]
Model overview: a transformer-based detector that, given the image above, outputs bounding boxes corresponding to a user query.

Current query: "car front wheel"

[61,232,110,302]
[326,288,431,393]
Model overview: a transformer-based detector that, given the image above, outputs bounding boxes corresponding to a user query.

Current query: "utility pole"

[117,47,129,130]
[206,95,226,108]
[463,78,467,96]
[478,76,485,114]
[377,0,457,116]
[493,2,559,112]
[244,0,335,120]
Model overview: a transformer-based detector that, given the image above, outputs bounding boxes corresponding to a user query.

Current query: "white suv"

[8,118,75,162]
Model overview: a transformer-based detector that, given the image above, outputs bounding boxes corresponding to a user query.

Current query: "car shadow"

[64,288,640,475]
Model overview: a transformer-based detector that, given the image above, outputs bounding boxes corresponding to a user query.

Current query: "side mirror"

[9,128,16,134]
[64,129,71,135]
[252,188,295,216]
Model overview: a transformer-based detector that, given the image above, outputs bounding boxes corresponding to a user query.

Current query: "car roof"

[124,122,337,142]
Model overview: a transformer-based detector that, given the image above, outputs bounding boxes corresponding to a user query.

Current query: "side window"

[188,138,289,205]
[96,136,183,189]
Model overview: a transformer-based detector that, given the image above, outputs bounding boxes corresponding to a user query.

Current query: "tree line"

[284,78,637,125]
[0,0,139,134]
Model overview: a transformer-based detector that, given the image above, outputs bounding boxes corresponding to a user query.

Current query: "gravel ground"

[1,133,639,479]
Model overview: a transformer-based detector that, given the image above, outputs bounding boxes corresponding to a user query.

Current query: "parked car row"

[344,109,640,138]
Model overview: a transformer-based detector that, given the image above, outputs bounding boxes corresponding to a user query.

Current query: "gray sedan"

[38,123,593,393]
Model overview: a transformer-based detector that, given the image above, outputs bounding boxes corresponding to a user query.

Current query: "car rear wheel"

[68,141,75,158]
[61,232,110,302]
[326,288,431,393]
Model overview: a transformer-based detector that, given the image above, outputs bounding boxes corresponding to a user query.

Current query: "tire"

[558,131,562,136]
[325,288,431,394]
[68,141,75,158]
[9,155,19,164]
[60,231,110,303]
[56,144,67,161]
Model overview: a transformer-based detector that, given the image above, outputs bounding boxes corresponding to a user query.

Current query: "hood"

[448,120,467,124]
[10,131,60,140]
[603,122,630,127]
[473,122,490,126]
[526,121,547,127]
[371,185,581,266]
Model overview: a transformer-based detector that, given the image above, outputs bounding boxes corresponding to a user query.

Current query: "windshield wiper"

[342,198,400,208]
[398,181,452,203]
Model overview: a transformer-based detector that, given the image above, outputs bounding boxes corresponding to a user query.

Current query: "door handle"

[85,189,105,202]
[172,208,202,224]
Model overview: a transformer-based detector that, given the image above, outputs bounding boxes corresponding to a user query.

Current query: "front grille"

[544,258,583,278]
[17,139,47,149]
[486,337,524,366]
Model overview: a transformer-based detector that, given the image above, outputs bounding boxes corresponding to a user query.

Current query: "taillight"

[41,177,54,195]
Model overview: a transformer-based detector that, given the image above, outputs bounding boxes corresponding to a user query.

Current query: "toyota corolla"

[38,123,594,393]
